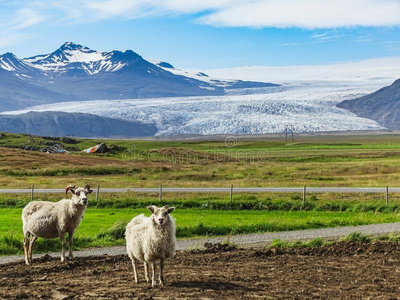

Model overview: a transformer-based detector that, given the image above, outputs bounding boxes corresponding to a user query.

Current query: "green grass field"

[1,207,400,255]
[2,132,400,255]
[2,132,400,189]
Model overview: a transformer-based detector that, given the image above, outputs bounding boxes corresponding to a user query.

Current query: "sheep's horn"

[65,185,76,196]
[85,184,91,191]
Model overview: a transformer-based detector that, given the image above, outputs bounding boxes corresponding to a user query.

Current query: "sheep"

[22,185,93,265]
[125,205,176,287]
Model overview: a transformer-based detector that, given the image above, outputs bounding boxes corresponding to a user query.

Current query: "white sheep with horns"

[125,205,176,287]
[22,184,93,265]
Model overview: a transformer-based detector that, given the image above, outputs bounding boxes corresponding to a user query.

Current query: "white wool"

[125,206,176,286]
[126,214,176,262]
[22,186,91,265]
[22,199,86,239]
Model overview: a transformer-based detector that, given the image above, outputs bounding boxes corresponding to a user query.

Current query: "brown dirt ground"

[1,241,400,299]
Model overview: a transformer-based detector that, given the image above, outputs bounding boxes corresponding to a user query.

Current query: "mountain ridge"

[0,111,157,138]
[0,42,278,112]
[337,78,400,129]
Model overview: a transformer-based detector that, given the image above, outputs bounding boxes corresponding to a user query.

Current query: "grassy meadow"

[2,208,400,255]
[2,131,400,255]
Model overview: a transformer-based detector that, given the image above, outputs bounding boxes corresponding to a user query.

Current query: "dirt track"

[1,242,400,299]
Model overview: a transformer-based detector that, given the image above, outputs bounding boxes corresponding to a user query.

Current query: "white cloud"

[3,0,400,31]
[11,8,45,30]
[0,7,43,49]
[85,0,235,19]
[200,56,400,84]
[78,0,400,28]
[0,0,398,50]
[198,0,400,29]
[311,33,346,41]
[79,0,400,29]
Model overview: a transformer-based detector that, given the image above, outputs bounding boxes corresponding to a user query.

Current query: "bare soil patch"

[1,241,400,299]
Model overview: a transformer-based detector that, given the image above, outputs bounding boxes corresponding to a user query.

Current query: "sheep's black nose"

[159,218,164,224]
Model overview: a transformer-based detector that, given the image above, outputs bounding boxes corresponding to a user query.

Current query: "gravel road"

[2,222,400,265]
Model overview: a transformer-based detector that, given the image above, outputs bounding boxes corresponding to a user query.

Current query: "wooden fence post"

[303,186,306,204]
[31,185,34,202]
[230,185,233,204]
[159,184,163,202]
[386,186,389,205]
[96,185,100,202]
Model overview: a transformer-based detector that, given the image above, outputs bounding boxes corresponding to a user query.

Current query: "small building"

[82,142,110,154]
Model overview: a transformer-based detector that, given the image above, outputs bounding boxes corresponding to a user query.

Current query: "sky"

[0,0,399,69]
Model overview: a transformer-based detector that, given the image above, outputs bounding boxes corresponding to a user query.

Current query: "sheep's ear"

[147,206,155,214]
[85,185,93,194]
[167,207,175,214]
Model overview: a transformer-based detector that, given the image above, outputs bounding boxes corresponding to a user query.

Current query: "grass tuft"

[96,221,127,240]
[342,232,371,243]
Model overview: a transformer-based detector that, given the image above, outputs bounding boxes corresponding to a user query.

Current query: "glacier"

[1,82,385,135]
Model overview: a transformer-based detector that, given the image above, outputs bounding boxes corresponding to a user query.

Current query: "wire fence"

[0,185,397,205]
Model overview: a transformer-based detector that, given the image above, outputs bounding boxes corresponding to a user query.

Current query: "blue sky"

[0,0,399,69]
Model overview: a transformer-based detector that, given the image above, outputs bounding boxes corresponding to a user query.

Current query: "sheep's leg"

[159,259,165,285]
[28,235,38,265]
[151,261,157,287]
[60,233,66,262]
[144,262,150,283]
[131,258,139,283]
[68,232,74,260]
[23,232,31,265]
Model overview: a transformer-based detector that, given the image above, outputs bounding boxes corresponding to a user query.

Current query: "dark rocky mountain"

[0,42,278,112]
[0,111,157,137]
[338,79,400,129]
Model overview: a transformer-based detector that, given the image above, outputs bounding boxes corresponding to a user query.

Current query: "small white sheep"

[125,205,176,287]
[22,185,93,265]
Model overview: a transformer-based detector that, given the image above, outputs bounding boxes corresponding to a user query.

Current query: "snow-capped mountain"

[0,52,36,74]
[0,42,277,112]
[25,42,134,75]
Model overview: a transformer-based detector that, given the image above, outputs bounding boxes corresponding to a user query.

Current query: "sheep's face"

[148,205,175,226]
[66,185,93,206]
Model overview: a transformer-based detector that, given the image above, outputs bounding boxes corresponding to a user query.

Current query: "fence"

[0,186,397,205]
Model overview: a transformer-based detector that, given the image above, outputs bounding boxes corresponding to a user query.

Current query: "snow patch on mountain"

[148,58,248,88]
[23,42,129,75]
